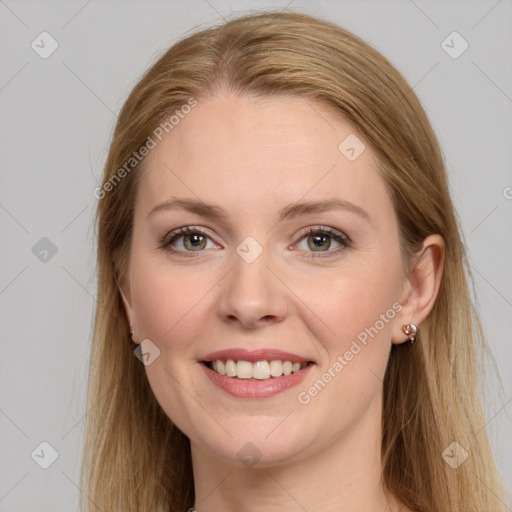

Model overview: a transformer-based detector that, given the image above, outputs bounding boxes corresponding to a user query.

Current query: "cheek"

[289,267,400,436]
[130,252,214,347]
[338,273,397,344]
[289,251,402,385]
[305,261,399,340]
[128,253,219,434]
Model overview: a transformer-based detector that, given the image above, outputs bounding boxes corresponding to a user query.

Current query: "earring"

[402,323,417,344]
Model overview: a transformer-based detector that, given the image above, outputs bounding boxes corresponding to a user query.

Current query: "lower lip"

[200,362,314,399]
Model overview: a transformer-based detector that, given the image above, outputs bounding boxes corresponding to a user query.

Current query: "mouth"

[200,358,315,399]
[201,359,314,380]
[199,348,316,398]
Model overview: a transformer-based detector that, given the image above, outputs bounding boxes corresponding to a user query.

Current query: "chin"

[194,419,317,469]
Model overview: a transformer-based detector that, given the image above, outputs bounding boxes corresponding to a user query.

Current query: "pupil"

[308,234,330,251]
[185,234,205,250]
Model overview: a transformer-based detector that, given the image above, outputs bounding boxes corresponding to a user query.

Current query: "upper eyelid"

[298,225,350,240]
[163,226,219,245]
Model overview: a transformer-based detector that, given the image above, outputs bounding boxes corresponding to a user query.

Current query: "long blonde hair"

[81,11,507,511]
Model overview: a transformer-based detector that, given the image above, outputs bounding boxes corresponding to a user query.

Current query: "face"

[122,92,408,467]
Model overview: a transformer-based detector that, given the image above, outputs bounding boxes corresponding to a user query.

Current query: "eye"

[295,226,351,256]
[160,226,219,253]
[160,225,350,257]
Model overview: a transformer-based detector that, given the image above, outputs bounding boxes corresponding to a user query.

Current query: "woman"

[81,11,507,512]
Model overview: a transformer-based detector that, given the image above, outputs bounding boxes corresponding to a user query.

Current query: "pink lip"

[201,348,313,364]
[200,361,314,399]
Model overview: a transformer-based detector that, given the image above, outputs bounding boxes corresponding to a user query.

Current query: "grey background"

[1,0,511,510]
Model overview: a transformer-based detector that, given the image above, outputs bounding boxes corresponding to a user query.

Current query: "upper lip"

[201,348,315,364]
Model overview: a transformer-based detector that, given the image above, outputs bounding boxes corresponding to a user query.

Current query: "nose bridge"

[217,240,287,327]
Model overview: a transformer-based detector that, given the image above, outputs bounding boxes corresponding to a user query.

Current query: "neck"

[190,394,405,512]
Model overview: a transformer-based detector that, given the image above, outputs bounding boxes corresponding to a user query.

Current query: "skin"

[120,91,444,512]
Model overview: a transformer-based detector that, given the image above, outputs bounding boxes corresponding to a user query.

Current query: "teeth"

[236,360,253,379]
[225,359,237,377]
[208,359,308,379]
[216,360,226,375]
[253,361,270,380]
[269,360,283,377]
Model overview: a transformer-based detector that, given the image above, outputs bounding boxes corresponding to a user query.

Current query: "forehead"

[136,93,392,221]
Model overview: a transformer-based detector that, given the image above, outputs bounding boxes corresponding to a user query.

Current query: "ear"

[118,273,139,343]
[392,234,445,345]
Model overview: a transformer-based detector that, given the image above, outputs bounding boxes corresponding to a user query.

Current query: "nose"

[216,249,288,329]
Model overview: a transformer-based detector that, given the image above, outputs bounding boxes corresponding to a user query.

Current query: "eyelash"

[159,225,352,258]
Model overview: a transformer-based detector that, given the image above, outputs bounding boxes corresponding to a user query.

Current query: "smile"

[200,359,314,399]
[203,359,310,379]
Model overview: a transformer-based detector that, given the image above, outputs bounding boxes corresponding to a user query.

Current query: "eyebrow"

[147,197,370,222]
